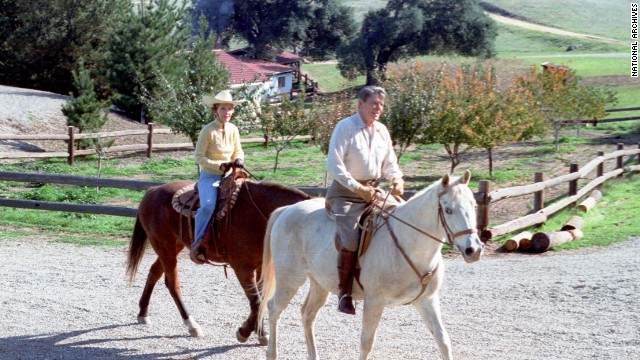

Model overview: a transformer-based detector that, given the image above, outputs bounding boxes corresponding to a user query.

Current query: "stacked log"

[530,229,584,253]
[577,190,602,212]
[503,231,532,252]
[560,215,584,231]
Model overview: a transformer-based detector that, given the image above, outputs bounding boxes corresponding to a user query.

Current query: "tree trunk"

[273,149,281,173]
[487,147,494,177]
[366,69,379,86]
[554,124,561,151]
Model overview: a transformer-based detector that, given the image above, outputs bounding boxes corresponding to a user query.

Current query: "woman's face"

[214,103,235,123]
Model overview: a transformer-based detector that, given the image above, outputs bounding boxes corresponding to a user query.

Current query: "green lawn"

[481,0,630,41]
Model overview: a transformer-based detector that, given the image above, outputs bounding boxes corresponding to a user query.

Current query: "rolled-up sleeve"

[231,126,244,162]
[380,127,403,181]
[327,121,358,191]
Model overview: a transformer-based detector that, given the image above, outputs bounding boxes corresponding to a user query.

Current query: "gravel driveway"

[1,236,638,360]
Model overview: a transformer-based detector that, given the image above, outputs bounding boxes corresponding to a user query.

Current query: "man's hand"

[354,183,376,202]
[391,177,405,196]
[232,158,244,168]
[219,162,233,172]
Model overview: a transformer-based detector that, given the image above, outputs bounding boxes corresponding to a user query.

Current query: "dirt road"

[488,13,627,45]
[1,236,638,359]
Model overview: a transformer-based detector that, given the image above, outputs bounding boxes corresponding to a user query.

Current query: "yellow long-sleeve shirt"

[194,120,244,175]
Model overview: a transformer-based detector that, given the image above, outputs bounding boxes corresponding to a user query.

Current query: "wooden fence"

[0,123,311,164]
[0,144,638,241]
[476,143,640,241]
[564,106,640,126]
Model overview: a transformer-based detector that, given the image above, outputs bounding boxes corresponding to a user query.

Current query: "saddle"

[171,169,248,244]
[326,195,403,259]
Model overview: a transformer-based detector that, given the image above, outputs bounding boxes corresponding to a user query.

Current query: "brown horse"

[126,179,310,344]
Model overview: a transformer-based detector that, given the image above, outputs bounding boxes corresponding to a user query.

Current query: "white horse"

[258,171,484,360]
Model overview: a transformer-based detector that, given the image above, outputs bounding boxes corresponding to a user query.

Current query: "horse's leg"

[301,278,329,360]
[136,258,164,324]
[413,296,452,360]
[267,274,306,360]
[162,257,204,338]
[233,267,267,345]
[359,297,386,360]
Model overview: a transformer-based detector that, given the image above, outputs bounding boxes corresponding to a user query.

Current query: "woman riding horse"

[191,90,246,263]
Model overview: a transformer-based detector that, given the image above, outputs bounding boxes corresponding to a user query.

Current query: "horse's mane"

[247,180,311,199]
[404,174,467,204]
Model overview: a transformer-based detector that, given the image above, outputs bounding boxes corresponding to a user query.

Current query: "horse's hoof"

[236,328,249,343]
[189,327,204,338]
[184,316,204,338]
[137,316,150,324]
[258,334,269,346]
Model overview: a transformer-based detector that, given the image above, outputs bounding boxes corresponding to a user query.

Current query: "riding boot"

[189,238,206,264]
[337,246,357,315]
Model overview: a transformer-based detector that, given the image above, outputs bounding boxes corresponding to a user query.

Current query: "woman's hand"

[232,158,244,168]
[219,162,233,172]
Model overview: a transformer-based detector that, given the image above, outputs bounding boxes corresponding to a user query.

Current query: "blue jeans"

[194,171,222,246]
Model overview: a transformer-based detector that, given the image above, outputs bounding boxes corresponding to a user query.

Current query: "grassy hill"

[480,0,631,42]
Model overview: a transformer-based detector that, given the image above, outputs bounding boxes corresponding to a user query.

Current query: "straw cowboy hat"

[202,90,246,107]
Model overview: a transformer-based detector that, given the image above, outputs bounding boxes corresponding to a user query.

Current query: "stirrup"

[189,246,206,264]
[338,294,356,315]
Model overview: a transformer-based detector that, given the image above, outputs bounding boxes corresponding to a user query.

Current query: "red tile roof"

[228,47,303,65]
[215,50,294,85]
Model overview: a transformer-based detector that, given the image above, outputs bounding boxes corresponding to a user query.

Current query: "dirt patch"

[0,236,638,359]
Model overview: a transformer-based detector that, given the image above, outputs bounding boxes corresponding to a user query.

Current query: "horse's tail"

[126,215,148,286]
[257,205,287,333]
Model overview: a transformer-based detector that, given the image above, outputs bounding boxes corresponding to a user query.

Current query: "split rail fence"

[1,107,637,164]
[0,143,638,242]
[0,123,309,164]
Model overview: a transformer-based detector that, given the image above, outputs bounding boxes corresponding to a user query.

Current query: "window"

[277,76,286,89]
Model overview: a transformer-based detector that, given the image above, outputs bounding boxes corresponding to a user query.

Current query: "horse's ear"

[441,173,451,187]
[462,170,471,185]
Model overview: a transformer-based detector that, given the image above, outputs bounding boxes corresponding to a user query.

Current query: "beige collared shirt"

[194,120,244,175]
[327,113,403,191]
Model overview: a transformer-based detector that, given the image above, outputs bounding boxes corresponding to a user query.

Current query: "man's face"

[358,94,385,125]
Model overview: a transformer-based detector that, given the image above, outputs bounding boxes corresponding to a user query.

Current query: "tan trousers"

[326,180,369,251]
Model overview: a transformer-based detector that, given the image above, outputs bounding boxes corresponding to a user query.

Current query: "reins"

[374,182,477,304]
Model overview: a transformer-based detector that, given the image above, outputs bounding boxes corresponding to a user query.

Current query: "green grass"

[495,23,627,56]
[482,0,630,41]
[0,207,134,238]
[513,55,631,77]
[492,174,640,250]
[303,63,365,93]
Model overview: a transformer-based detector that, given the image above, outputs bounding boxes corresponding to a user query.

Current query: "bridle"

[376,183,477,304]
[376,185,477,246]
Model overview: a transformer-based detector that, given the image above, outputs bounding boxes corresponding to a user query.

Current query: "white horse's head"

[438,170,484,263]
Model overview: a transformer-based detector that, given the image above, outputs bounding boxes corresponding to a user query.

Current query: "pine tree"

[62,65,109,149]
[97,0,190,118]
[140,14,231,144]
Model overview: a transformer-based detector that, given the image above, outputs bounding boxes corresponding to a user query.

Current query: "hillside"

[480,0,630,42]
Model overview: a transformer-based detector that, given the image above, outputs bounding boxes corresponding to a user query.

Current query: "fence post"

[476,180,491,242]
[597,151,605,189]
[569,163,579,196]
[146,122,154,158]
[616,143,624,177]
[67,126,75,165]
[533,172,544,212]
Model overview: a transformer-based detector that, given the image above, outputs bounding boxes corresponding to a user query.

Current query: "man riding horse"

[326,85,405,315]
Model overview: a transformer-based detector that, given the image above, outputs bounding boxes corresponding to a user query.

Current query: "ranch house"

[215,49,303,103]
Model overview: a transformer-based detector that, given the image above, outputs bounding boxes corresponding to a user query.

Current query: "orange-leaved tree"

[514,65,616,151]
[461,67,546,176]
[381,62,443,159]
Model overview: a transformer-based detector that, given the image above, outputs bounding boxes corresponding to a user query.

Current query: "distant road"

[515,53,630,58]
[487,13,627,45]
